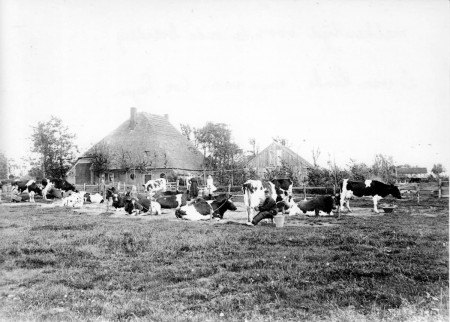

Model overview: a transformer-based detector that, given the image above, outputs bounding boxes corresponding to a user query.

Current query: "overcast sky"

[1,0,449,173]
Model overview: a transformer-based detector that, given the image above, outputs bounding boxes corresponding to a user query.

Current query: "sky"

[1,0,449,174]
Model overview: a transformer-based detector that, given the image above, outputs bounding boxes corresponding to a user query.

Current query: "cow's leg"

[246,206,253,223]
[338,193,346,217]
[29,191,35,203]
[344,199,352,212]
[373,195,380,213]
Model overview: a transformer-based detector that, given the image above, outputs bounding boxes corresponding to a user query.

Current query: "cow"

[84,192,104,203]
[14,180,43,203]
[143,178,167,193]
[62,192,84,208]
[298,195,336,217]
[336,179,402,217]
[155,192,188,209]
[242,178,293,223]
[175,194,237,221]
[124,198,162,216]
[42,178,77,198]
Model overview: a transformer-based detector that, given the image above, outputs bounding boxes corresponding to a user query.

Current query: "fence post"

[438,179,442,199]
[303,182,306,200]
[84,183,86,191]
[416,183,420,204]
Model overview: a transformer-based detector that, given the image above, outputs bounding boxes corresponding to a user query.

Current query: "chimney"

[164,114,169,121]
[130,107,137,130]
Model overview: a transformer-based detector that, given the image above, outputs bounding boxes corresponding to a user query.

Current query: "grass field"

[0,196,448,322]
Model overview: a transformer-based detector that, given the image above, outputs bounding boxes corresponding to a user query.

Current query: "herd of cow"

[7,177,403,222]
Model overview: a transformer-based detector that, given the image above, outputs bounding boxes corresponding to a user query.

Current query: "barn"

[66,108,205,188]
[395,167,428,183]
[246,142,313,181]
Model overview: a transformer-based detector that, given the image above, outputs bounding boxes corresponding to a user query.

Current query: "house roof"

[248,142,314,168]
[83,111,204,170]
[396,167,428,175]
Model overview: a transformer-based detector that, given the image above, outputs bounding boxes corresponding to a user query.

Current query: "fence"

[1,180,448,202]
[398,180,449,202]
[74,181,181,195]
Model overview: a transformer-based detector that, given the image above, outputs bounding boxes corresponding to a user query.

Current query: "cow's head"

[323,195,337,213]
[106,187,116,200]
[212,194,237,218]
[84,192,91,202]
[390,185,402,199]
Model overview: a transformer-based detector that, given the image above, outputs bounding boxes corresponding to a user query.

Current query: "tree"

[311,147,321,167]
[372,154,396,183]
[30,116,78,179]
[180,123,193,142]
[347,159,372,181]
[272,136,289,147]
[0,152,8,178]
[194,122,241,170]
[431,164,446,178]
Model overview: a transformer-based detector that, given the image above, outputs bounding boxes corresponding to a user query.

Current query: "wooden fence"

[1,180,448,202]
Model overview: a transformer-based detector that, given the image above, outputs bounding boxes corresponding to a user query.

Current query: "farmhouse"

[66,108,204,186]
[246,142,313,181]
[395,167,428,183]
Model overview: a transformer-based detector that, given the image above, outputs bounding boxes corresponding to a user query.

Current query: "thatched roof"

[83,110,204,171]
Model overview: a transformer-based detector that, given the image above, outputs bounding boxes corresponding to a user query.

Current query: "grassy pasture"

[0,197,448,322]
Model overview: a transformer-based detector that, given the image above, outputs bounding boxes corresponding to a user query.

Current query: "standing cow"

[336,179,402,217]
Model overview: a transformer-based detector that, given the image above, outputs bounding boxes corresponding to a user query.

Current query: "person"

[189,177,199,200]
[0,181,3,203]
[246,189,278,226]
[10,182,22,203]
[130,185,139,200]
[206,175,217,199]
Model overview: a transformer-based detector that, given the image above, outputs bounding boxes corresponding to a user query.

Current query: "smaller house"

[395,167,428,183]
[246,142,313,181]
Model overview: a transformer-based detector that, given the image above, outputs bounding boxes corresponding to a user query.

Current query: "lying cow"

[155,192,188,209]
[175,194,237,221]
[242,179,293,223]
[62,192,84,208]
[84,192,104,203]
[124,198,162,216]
[106,188,127,210]
[298,195,336,217]
[13,180,43,203]
[336,179,402,217]
[42,178,78,199]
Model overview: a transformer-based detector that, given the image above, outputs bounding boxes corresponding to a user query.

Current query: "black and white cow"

[242,178,293,223]
[42,178,77,199]
[155,192,188,209]
[106,188,127,210]
[175,194,237,221]
[143,178,167,194]
[336,179,402,217]
[84,192,104,203]
[124,198,162,216]
[14,180,43,203]
[298,195,337,216]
